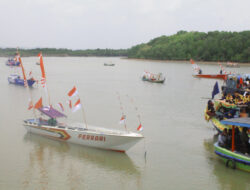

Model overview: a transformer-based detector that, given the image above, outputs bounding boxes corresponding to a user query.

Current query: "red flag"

[72,99,81,112]
[28,101,33,110]
[68,86,78,97]
[34,97,43,109]
[57,102,64,112]
[38,52,46,82]
[137,123,143,131]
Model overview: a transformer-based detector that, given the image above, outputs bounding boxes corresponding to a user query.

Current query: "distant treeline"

[1,31,250,62]
[127,31,250,63]
[0,48,128,57]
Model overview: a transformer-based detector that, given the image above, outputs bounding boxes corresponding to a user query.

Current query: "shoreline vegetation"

[1,30,249,63]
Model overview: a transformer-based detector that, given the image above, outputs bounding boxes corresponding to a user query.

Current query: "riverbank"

[125,58,250,66]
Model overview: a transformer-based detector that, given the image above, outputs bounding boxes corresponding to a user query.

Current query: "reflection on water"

[203,136,250,190]
[22,133,141,189]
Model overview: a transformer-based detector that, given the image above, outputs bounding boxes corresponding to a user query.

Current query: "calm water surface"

[0,57,249,190]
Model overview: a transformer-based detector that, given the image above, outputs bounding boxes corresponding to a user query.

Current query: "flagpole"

[77,94,88,129]
[117,92,127,131]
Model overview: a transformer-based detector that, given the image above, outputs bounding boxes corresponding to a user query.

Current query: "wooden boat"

[104,63,115,66]
[192,74,227,80]
[214,118,250,172]
[226,62,240,68]
[23,53,144,153]
[190,59,227,80]
[8,74,36,87]
[142,72,165,83]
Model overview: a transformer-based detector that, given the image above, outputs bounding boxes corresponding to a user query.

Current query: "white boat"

[24,117,143,153]
[23,53,144,153]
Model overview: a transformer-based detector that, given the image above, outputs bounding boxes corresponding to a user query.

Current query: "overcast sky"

[0,0,249,49]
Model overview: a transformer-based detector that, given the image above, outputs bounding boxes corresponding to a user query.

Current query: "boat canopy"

[221,118,250,128]
[38,106,66,118]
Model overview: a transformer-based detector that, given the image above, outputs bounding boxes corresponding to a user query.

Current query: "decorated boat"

[214,117,250,172]
[142,71,165,83]
[8,74,36,87]
[7,53,36,87]
[23,53,144,153]
[190,59,227,80]
[6,58,21,66]
[226,62,240,68]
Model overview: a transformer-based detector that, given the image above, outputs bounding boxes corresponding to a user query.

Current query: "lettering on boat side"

[78,134,106,142]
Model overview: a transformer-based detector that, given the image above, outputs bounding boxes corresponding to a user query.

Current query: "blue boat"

[8,74,36,87]
[6,58,21,66]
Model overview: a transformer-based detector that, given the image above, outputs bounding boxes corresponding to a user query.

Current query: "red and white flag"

[41,78,46,88]
[28,100,33,110]
[137,123,143,131]
[72,99,81,112]
[119,115,126,124]
[57,102,64,112]
[68,86,78,97]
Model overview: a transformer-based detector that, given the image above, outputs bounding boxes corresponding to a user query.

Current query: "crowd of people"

[218,128,250,155]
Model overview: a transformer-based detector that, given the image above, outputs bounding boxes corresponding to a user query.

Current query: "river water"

[0,57,249,190]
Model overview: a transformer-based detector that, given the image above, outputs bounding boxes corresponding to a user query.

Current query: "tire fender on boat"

[226,159,236,169]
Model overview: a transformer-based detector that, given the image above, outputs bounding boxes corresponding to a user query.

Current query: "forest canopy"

[127,31,250,62]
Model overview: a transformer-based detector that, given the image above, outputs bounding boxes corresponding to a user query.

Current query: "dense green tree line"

[0,48,127,57]
[127,31,250,62]
[1,31,249,62]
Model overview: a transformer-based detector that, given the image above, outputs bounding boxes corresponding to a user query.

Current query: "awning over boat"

[38,106,66,118]
[221,118,250,128]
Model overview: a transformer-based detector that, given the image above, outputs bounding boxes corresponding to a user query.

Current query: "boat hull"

[142,77,165,83]
[214,142,250,172]
[8,76,35,87]
[193,74,227,80]
[23,119,143,152]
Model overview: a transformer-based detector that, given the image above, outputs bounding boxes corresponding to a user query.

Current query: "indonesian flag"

[57,102,64,112]
[137,123,143,131]
[72,99,81,112]
[28,100,33,110]
[34,97,43,109]
[68,86,78,97]
[119,115,126,124]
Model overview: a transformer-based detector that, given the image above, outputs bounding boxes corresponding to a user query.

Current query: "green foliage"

[0,48,128,57]
[127,31,250,63]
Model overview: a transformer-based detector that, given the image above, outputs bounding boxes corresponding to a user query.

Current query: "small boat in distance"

[190,59,227,80]
[226,62,240,68]
[104,63,115,66]
[36,62,40,65]
[142,71,165,83]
